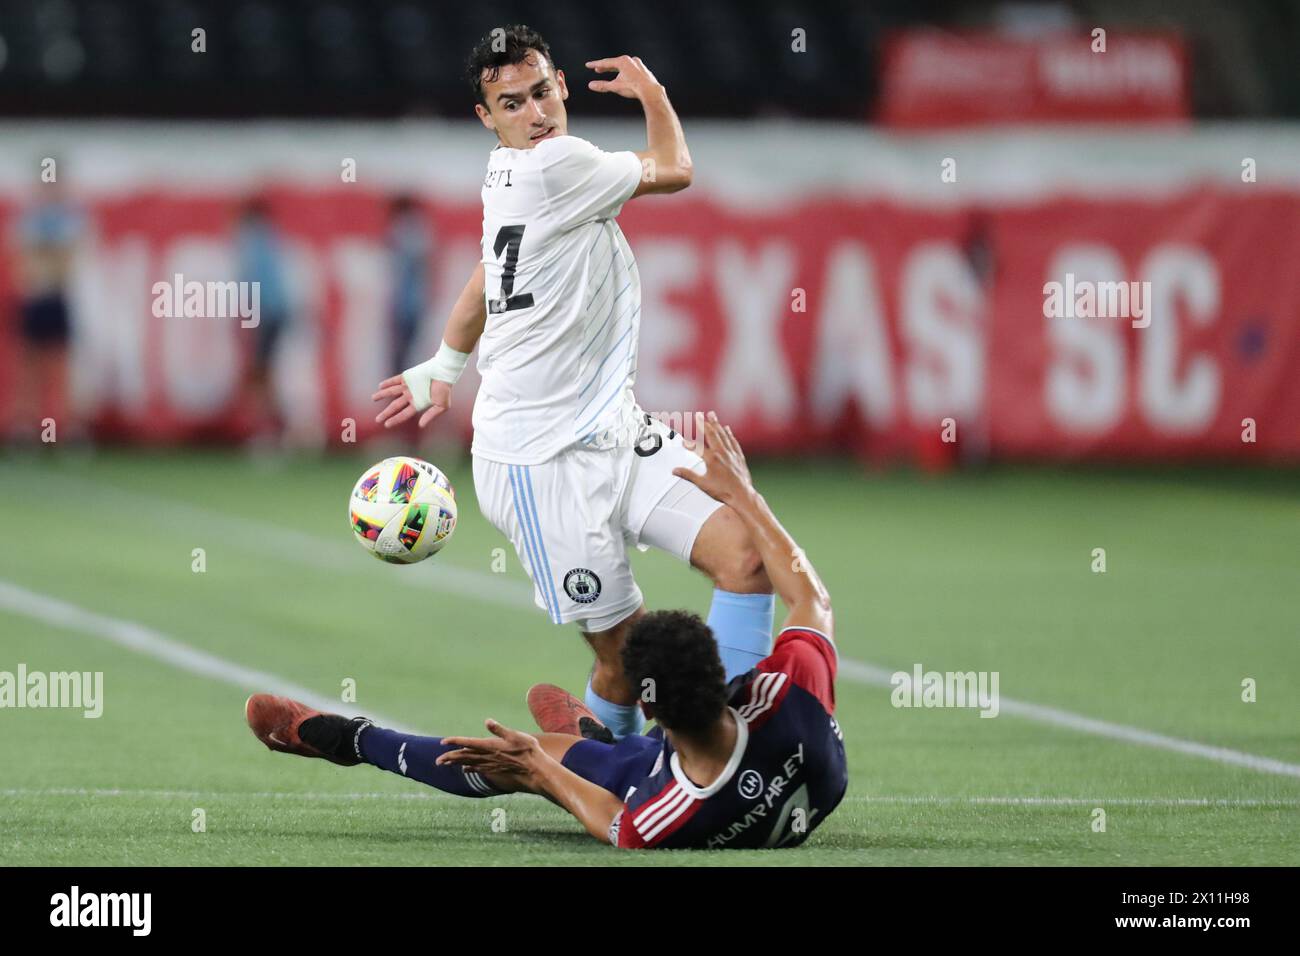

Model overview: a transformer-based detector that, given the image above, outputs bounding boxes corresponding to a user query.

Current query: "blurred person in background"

[234,197,292,446]
[7,176,85,447]
[386,194,433,375]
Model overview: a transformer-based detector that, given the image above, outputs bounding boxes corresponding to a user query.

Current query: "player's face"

[475,52,569,149]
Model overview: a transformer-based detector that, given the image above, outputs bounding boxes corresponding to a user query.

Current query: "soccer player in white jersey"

[372,25,775,738]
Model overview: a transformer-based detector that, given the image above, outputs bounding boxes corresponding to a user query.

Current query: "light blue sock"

[584,680,645,739]
[707,589,776,681]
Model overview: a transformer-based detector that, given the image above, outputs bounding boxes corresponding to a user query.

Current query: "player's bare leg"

[5,343,38,444]
[690,504,771,593]
[247,365,281,444]
[581,605,646,738]
[36,344,81,444]
[579,505,775,734]
[687,502,777,678]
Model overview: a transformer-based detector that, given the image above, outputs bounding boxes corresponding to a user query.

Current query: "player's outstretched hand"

[586,55,661,100]
[437,719,548,785]
[673,411,754,505]
[371,374,451,429]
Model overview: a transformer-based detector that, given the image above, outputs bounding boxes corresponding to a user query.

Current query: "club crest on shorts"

[563,568,602,604]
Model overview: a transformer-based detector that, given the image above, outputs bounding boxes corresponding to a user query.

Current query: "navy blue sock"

[358,725,501,798]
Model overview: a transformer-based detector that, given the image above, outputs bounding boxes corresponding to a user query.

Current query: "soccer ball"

[348,456,458,564]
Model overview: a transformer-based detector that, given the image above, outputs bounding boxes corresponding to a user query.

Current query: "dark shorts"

[561,731,664,801]
[19,294,70,346]
[253,311,288,369]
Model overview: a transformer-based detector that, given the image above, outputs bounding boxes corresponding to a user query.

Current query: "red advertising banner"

[2,187,1297,462]
[986,192,1300,459]
[878,31,1189,128]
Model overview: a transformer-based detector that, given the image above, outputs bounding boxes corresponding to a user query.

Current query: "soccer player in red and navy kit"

[247,413,846,849]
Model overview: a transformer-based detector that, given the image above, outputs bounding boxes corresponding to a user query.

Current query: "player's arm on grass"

[372,261,486,428]
[437,720,625,844]
[586,55,692,196]
[673,412,833,637]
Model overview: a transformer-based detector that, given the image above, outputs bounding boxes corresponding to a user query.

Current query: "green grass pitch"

[1,449,1297,866]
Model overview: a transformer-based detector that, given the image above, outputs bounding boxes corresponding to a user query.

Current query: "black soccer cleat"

[579,715,616,745]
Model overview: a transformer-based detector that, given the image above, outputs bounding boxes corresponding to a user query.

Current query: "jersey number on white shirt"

[488,225,534,315]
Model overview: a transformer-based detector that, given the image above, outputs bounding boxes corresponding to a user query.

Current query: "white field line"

[7,574,1300,782]
[838,659,1300,779]
[0,579,415,734]
[2,787,1297,809]
[843,795,1300,807]
[0,787,457,801]
[2,463,1299,781]
[0,465,539,611]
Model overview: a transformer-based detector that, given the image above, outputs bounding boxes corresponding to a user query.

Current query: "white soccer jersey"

[471,134,645,465]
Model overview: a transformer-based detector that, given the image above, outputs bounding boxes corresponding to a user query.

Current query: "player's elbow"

[648,168,691,195]
[667,163,693,192]
[635,152,692,195]
[654,160,692,193]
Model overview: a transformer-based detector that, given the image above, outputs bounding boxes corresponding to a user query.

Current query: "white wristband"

[401,343,470,412]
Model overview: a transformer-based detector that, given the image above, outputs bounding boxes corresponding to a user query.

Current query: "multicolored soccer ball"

[348,456,457,564]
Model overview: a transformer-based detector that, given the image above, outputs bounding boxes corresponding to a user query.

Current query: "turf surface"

[1,449,1297,865]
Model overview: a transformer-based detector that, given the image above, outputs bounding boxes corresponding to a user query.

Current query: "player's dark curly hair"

[466,24,555,104]
[623,611,729,737]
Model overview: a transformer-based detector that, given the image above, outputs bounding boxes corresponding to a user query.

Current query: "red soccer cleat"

[526,683,614,743]
[245,693,366,766]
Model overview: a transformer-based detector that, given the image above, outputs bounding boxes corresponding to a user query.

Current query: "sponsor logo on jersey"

[707,744,809,849]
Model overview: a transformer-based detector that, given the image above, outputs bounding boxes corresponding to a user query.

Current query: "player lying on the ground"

[369,25,775,741]
[248,414,846,848]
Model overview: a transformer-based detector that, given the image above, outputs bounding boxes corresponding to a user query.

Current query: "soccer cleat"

[245,693,370,766]
[526,683,615,744]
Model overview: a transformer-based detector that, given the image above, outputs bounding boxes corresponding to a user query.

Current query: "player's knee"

[582,613,636,664]
[721,544,769,593]
[706,514,770,594]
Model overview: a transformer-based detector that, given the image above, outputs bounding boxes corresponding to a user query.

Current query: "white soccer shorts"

[473,413,723,632]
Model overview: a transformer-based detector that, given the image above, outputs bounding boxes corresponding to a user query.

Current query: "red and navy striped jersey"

[611,626,847,849]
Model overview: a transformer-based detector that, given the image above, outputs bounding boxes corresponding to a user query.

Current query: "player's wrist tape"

[401,343,470,411]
